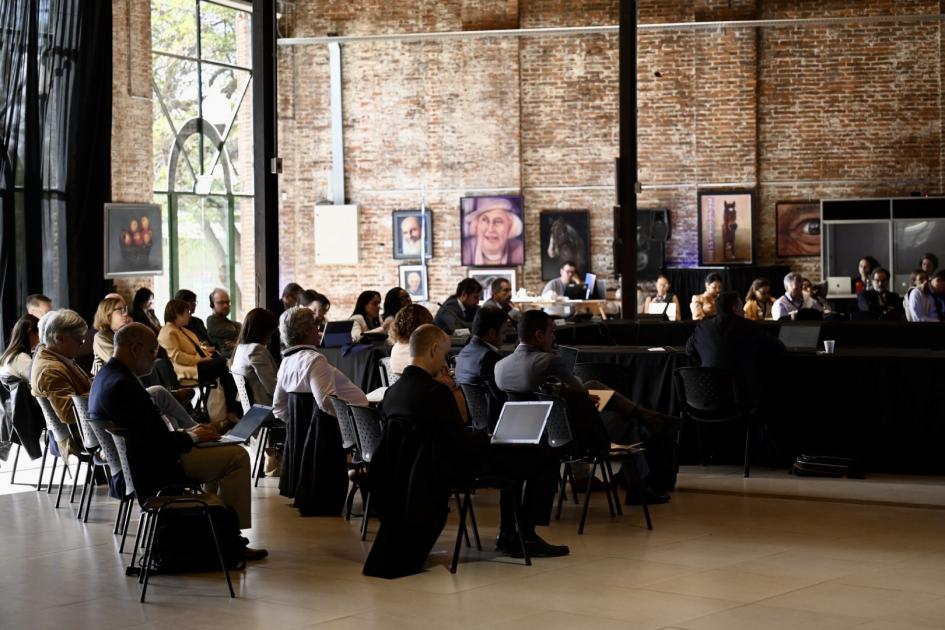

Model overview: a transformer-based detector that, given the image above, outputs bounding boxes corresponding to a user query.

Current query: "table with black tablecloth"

[318,343,389,393]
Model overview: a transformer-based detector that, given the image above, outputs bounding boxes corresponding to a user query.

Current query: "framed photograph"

[314,204,359,264]
[399,265,428,302]
[540,210,590,281]
[460,195,525,266]
[698,190,754,265]
[776,201,821,257]
[392,209,433,260]
[467,268,517,302]
[104,203,163,277]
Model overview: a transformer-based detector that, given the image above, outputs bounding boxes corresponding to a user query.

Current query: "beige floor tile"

[644,567,818,603]
[675,603,868,630]
[726,550,882,581]
[760,582,939,618]
[880,595,945,627]
[831,563,945,596]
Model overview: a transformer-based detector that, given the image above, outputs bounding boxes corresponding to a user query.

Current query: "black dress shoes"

[243,546,269,561]
[496,531,570,558]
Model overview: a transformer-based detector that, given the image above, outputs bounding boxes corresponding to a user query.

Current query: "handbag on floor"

[145,502,246,573]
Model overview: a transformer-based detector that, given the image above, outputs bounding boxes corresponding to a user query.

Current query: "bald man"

[89,323,266,560]
[364,325,565,579]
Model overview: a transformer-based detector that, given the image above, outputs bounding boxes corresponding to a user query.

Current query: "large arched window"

[152,0,253,319]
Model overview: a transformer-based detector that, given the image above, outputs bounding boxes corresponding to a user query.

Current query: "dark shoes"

[632,406,684,435]
[243,546,269,561]
[495,531,570,558]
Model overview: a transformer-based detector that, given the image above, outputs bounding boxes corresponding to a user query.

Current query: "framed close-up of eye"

[776,201,821,257]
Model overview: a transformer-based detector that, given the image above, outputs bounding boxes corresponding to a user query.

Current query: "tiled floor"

[1,459,945,629]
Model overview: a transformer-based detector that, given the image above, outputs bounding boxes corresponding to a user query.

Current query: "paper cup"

[823,340,836,354]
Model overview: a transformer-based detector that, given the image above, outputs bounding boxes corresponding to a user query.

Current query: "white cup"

[823,340,836,354]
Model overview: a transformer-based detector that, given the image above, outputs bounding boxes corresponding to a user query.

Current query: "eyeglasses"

[112,307,128,315]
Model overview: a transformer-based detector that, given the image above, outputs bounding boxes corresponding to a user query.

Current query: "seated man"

[907,268,945,322]
[31,309,91,455]
[88,323,266,560]
[686,292,785,409]
[454,306,509,429]
[856,268,904,320]
[273,307,369,419]
[364,324,565,578]
[433,278,482,335]
[207,288,241,358]
[771,272,823,320]
[542,261,578,297]
[26,293,53,319]
[482,277,520,321]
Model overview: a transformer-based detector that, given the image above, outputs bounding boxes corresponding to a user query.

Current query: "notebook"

[196,404,272,448]
[491,401,553,445]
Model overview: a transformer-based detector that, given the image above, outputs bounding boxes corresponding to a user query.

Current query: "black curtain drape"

[0,0,111,345]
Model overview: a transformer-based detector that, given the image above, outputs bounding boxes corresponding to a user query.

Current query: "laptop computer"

[196,404,273,448]
[827,276,852,296]
[778,323,822,352]
[321,320,354,348]
[491,401,554,445]
[563,283,587,300]
[555,345,580,373]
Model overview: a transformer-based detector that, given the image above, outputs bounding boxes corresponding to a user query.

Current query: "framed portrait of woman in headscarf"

[460,196,525,266]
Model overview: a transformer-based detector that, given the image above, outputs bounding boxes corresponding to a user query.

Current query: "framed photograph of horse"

[540,210,591,281]
[697,190,754,266]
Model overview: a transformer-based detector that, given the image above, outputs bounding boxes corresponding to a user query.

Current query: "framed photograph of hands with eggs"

[104,203,163,277]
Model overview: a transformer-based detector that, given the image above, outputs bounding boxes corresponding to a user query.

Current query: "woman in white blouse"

[349,290,382,341]
[231,308,280,406]
[0,315,40,382]
[387,304,433,375]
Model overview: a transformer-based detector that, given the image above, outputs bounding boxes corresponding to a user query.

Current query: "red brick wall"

[269,0,945,314]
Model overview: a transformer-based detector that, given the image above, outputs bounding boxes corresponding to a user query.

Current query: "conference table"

[320,329,945,475]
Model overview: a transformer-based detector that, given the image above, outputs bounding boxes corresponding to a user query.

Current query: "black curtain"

[0,0,111,345]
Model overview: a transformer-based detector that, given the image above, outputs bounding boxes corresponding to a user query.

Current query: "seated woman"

[381,287,412,332]
[691,272,723,320]
[91,295,131,372]
[852,256,880,294]
[921,252,938,275]
[743,278,775,321]
[130,287,162,335]
[0,315,40,382]
[642,275,680,320]
[388,304,433,376]
[231,308,279,406]
[349,290,382,341]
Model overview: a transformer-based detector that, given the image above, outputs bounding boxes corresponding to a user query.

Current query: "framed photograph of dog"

[539,210,590,281]
[697,190,754,266]
[776,201,820,257]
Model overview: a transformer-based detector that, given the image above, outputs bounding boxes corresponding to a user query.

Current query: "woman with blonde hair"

[92,296,131,371]
[388,304,433,375]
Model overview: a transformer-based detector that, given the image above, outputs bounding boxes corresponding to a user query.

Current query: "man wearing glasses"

[207,288,241,359]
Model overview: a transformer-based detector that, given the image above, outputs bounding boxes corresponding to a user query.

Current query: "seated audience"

[388,304,434,375]
[482,277,520,320]
[381,287,412,332]
[296,289,332,331]
[350,290,383,341]
[644,275,681,320]
[454,306,509,428]
[801,278,831,314]
[542,261,578,297]
[907,269,945,322]
[280,282,304,314]
[0,315,40,382]
[921,252,939,275]
[88,323,266,559]
[743,278,775,321]
[174,289,212,346]
[433,278,482,334]
[686,292,785,407]
[231,308,279,406]
[130,287,162,336]
[158,299,229,384]
[207,288,241,358]
[905,269,928,321]
[363,324,566,578]
[772,272,822,320]
[30,309,91,456]
[691,272,723,320]
[91,295,130,369]
[852,256,881,294]
[857,268,904,320]
[26,293,52,319]
[273,307,369,419]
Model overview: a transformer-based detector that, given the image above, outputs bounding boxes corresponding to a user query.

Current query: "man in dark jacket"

[454,306,508,429]
[88,323,265,559]
[856,268,904,320]
[433,279,482,334]
[364,325,565,579]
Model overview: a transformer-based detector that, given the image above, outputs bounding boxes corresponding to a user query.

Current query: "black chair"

[378,357,398,387]
[71,395,110,522]
[449,475,529,574]
[536,392,652,534]
[229,371,283,486]
[0,375,47,487]
[674,367,756,478]
[328,396,365,521]
[86,417,134,538]
[348,404,385,540]
[35,397,82,507]
[459,383,493,431]
[108,427,235,602]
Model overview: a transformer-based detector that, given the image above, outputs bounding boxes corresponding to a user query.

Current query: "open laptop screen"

[778,323,821,350]
[491,401,553,445]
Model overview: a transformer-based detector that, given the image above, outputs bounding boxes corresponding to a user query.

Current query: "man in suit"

[857,268,904,320]
[454,306,508,430]
[89,323,266,559]
[433,278,482,334]
[686,291,785,408]
[482,278,519,322]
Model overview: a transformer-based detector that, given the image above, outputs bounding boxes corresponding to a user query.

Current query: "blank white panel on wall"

[314,204,359,265]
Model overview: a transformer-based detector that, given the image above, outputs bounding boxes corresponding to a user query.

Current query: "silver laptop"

[555,345,580,373]
[196,404,272,448]
[491,401,553,445]
[826,276,851,296]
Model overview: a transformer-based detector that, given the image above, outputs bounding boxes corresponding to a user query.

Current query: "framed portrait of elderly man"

[392,209,433,260]
[399,265,428,302]
[697,190,755,266]
[460,195,525,266]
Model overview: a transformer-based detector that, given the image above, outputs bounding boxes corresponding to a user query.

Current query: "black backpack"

[145,502,247,573]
